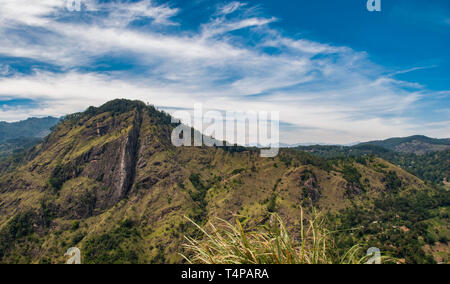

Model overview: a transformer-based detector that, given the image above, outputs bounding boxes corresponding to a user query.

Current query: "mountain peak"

[62,99,172,126]
[87,99,148,115]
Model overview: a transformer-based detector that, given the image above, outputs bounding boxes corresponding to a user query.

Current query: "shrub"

[231,168,245,175]
[267,194,277,213]
[83,225,142,264]
[385,171,402,193]
[71,221,80,231]
[342,165,362,185]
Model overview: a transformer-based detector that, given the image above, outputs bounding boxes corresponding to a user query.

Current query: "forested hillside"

[295,145,449,186]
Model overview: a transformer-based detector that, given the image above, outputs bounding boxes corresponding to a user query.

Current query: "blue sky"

[0,0,448,144]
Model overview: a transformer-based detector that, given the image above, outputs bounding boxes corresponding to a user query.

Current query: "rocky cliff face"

[0,100,432,264]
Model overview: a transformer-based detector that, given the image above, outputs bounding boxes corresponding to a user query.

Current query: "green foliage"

[83,221,143,264]
[294,144,449,185]
[71,221,80,231]
[341,164,365,196]
[71,232,86,247]
[231,168,245,175]
[63,99,172,126]
[48,163,83,192]
[330,187,449,264]
[384,171,402,193]
[0,201,57,259]
[5,213,34,239]
[342,165,362,185]
[120,218,134,228]
[0,212,35,259]
[222,145,247,154]
[279,154,293,167]
[189,174,205,192]
[300,170,314,181]
[355,156,367,165]
[278,149,331,172]
[302,188,310,199]
[267,194,277,213]
[188,174,209,222]
[39,200,56,228]
[48,178,63,192]
[49,164,66,191]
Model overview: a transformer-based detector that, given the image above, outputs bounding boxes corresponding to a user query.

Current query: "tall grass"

[181,209,376,264]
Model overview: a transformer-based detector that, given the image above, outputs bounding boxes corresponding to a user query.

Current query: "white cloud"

[0,0,448,143]
[389,65,437,76]
[218,2,247,16]
[97,0,179,27]
[265,37,348,55]
[0,0,178,29]
[0,0,64,27]
[0,64,10,76]
[201,17,277,38]
[0,68,438,144]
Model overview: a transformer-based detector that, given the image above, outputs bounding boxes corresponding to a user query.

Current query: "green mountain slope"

[357,135,450,155]
[0,100,447,264]
[294,144,450,186]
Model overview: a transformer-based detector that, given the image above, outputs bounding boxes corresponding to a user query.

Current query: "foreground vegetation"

[182,211,393,264]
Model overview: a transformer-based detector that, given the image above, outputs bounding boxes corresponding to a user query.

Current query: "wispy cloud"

[0,0,448,143]
[218,1,247,16]
[202,16,277,38]
[389,65,438,76]
[96,0,179,27]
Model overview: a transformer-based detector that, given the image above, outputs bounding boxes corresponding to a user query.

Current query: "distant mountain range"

[358,135,450,155]
[0,117,60,143]
[285,135,450,155]
[0,117,60,157]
